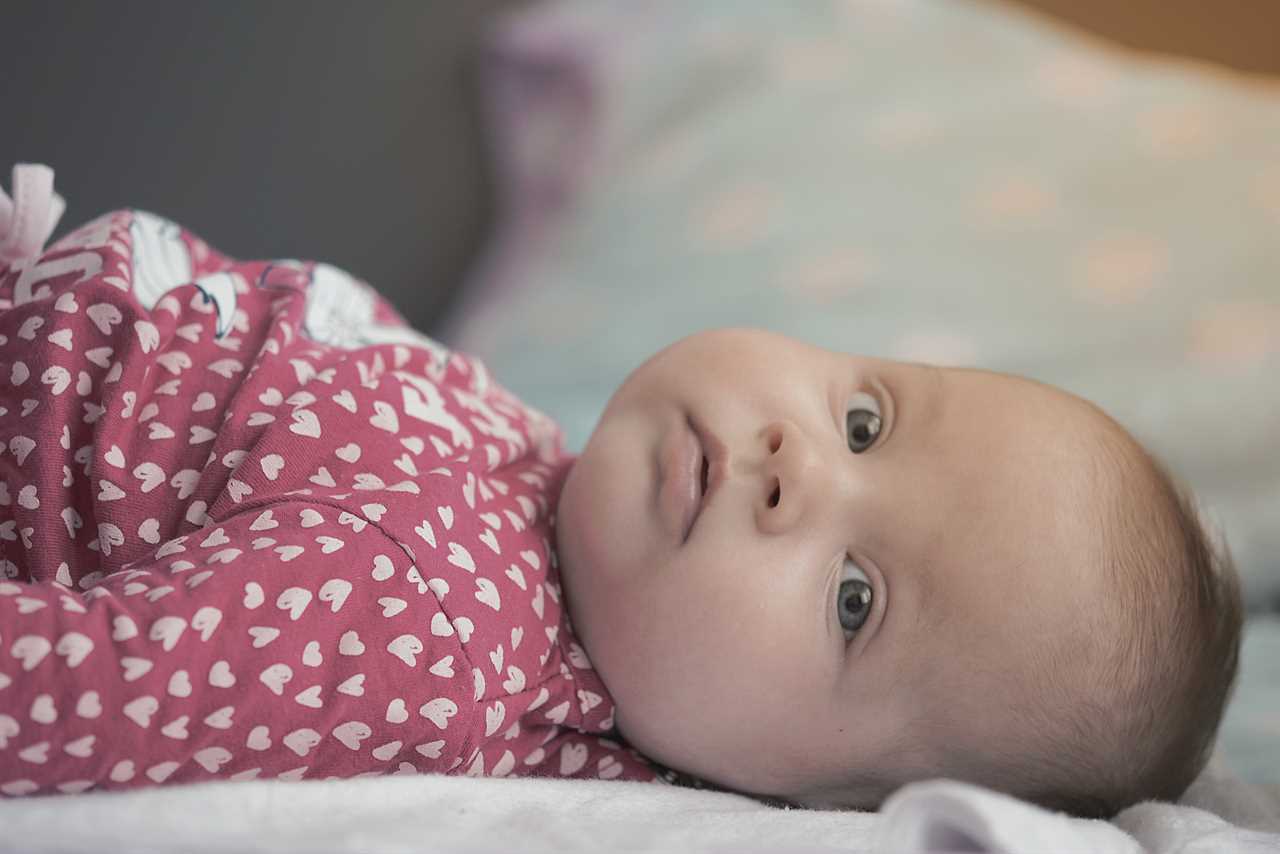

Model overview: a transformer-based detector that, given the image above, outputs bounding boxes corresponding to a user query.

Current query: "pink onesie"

[0,168,658,796]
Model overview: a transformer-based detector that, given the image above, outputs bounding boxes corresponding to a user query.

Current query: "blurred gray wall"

[0,0,522,333]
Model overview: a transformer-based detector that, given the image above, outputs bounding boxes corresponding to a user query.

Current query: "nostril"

[768,481,780,508]
[768,432,782,454]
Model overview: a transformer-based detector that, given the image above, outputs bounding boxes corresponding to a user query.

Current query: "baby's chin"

[550,456,611,668]
[551,459,587,579]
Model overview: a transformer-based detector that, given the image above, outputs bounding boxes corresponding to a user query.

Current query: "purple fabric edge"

[438,8,605,347]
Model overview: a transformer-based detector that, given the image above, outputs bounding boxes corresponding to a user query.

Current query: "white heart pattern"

[0,206,630,795]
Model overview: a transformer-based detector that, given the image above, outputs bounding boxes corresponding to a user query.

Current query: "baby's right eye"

[845,391,882,454]
[837,556,873,639]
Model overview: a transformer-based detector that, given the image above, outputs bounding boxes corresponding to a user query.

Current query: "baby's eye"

[845,391,882,453]
[837,555,873,639]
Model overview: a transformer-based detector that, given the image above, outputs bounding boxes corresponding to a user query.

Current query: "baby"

[0,165,1243,818]
[555,328,1245,818]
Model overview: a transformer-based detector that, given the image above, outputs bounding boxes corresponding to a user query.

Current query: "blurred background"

[2,0,527,329]
[2,0,1277,335]
[3,0,1278,785]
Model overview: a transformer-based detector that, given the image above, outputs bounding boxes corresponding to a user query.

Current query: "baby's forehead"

[901,528,1120,730]
[887,366,1132,653]
[940,367,1130,472]
[935,363,1088,408]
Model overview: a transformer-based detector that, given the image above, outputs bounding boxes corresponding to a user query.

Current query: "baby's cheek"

[561,447,655,572]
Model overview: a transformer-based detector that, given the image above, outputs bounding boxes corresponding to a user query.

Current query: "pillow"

[445,0,1280,609]
[1217,615,1280,786]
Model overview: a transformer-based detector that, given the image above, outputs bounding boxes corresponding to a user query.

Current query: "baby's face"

[555,328,1114,804]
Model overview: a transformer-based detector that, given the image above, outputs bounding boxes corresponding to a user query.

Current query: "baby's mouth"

[661,415,728,545]
[686,433,709,538]
[687,418,728,535]
[684,426,711,540]
[659,415,705,544]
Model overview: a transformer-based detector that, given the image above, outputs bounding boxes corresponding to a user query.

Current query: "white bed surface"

[0,775,865,854]
[1,760,1277,854]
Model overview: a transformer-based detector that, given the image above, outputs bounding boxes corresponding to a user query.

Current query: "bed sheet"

[0,755,1276,854]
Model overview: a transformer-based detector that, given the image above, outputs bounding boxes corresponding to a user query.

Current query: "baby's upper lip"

[690,417,728,526]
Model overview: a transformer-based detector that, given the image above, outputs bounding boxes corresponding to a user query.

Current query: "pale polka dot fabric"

[0,206,657,797]
[450,0,1280,610]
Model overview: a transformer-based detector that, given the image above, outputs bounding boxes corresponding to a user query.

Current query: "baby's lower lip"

[657,417,701,544]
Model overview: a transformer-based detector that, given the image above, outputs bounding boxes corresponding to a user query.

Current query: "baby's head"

[555,328,1242,818]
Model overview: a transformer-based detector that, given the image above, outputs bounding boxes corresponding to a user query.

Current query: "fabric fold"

[875,779,1144,854]
[0,163,66,266]
[874,755,1280,853]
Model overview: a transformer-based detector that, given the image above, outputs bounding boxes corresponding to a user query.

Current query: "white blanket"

[1,754,1276,853]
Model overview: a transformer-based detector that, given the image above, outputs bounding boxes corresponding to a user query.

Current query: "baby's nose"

[754,419,826,536]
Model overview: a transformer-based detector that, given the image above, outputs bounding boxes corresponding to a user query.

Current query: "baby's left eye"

[845,391,882,453]
[838,555,874,639]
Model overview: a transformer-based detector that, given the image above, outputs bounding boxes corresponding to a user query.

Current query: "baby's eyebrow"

[897,362,945,445]
[924,363,945,403]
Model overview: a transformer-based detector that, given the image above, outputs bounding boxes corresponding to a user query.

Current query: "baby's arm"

[0,500,472,796]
